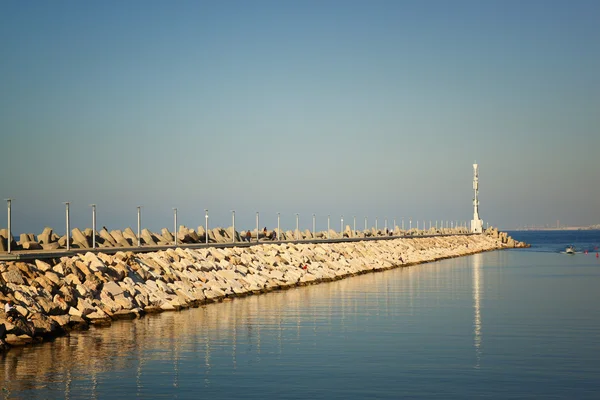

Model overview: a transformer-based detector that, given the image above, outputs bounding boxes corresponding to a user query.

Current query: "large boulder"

[22,241,42,250]
[141,229,156,246]
[71,228,90,248]
[37,227,55,244]
[2,269,25,285]
[160,228,174,243]
[99,229,117,247]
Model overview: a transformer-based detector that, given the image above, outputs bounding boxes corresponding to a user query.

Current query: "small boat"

[565,245,575,254]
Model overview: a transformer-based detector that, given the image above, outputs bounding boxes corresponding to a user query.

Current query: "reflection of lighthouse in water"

[472,253,483,368]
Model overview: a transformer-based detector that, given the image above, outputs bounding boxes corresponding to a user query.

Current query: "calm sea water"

[1,230,600,399]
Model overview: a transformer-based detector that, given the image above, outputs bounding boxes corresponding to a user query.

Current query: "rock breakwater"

[0,231,524,351]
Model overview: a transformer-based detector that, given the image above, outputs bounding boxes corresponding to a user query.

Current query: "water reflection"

[472,253,483,368]
[0,258,491,399]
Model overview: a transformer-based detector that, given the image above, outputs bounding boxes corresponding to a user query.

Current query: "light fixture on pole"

[174,208,178,246]
[231,210,235,243]
[137,206,142,247]
[5,199,12,253]
[256,212,259,243]
[409,218,412,230]
[205,209,209,244]
[364,216,367,231]
[312,213,316,238]
[90,204,97,249]
[375,216,378,232]
[340,215,344,236]
[384,217,387,233]
[64,202,71,251]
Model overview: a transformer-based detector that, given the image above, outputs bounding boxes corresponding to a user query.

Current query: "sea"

[1,230,599,399]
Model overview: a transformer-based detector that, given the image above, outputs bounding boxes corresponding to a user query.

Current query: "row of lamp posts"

[3,199,470,254]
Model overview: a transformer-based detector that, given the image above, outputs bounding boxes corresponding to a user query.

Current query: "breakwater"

[0,229,526,351]
[1,224,474,253]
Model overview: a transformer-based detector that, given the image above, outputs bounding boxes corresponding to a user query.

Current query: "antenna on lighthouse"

[471,163,483,233]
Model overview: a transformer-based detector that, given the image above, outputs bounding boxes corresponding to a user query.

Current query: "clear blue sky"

[1,0,599,234]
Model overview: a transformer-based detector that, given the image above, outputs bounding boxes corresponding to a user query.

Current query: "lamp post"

[384,217,387,233]
[137,206,141,247]
[417,220,419,230]
[205,209,209,244]
[364,216,367,231]
[295,213,299,240]
[174,208,178,246]
[312,213,315,238]
[5,199,12,253]
[256,212,259,243]
[277,212,280,241]
[64,202,71,251]
[409,218,412,230]
[327,215,330,239]
[90,204,97,249]
[340,215,344,237]
[231,210,235,243]
[375,216,378,232]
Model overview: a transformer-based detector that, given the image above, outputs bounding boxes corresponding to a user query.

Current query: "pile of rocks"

[0,225,473,252]
[0,232,525,351]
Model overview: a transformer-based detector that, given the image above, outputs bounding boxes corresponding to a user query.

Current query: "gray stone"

[38,227,55,244]
[141,229,156,245]
[110,230,131,247]
[102,281,124,297]
[71,228,90,248]
[122,228,137,244]
[161,228,174,243]
[21,241,42,250]
[99,229,117,246]
[35,259,52,272]
[2,270,25,285]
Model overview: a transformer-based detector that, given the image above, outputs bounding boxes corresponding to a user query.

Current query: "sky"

[1,0,599,235]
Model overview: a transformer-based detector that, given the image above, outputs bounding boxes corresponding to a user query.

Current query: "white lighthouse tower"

[471,163,484,233]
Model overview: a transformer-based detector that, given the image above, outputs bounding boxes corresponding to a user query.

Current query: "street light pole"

[375,216,378,232]
[205,209,209,244]
[312,213,316,238]
[231,210,235,243]
[409,218,412,230]
[64,202,71,251]
[256,212,259,243]
[174,208,178,246]
[90,204,96,249]
[340,215,344,237]
[5,199,12,253]
[364,216,367,232]
[137,206,141,247]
